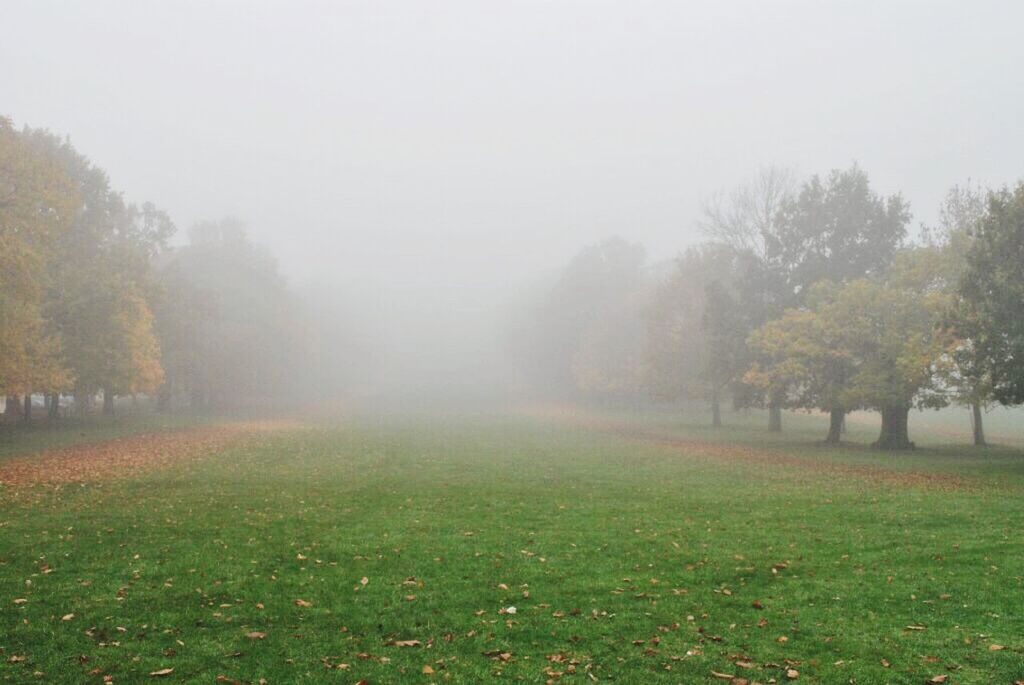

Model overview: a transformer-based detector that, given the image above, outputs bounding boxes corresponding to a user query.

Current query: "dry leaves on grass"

[0,420,302,487]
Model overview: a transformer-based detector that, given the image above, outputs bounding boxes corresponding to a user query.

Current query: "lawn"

[0,407,1022,684]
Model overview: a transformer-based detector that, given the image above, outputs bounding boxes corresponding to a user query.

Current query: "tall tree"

[21,127,172,415]
[154,219,298,411]
[959,182,1024,406]
[646,244,746,426]
[699,167,795,429]
[0,118,78,417]
[524,237,646,401]
[920,182,993,445]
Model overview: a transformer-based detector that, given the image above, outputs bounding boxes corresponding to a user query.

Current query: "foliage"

[959,182,1024,405]
[0,118,78,396]
[154,219,300,409]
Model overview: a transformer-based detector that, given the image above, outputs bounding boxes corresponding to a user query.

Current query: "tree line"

[519,165,1024,449]
[0,118,352,422]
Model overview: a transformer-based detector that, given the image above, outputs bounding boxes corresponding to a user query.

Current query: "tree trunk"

[22,395,32,423]
[103,388,115,416]
[971,402,986,447]
[711,387,722,428]
[5,395,22,421]
[873,405,914,450]
[824,408,844,445]
[48,393,60,420]
[768,401,782,432]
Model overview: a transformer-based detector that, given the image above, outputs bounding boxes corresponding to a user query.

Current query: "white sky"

[4,0,1023,303]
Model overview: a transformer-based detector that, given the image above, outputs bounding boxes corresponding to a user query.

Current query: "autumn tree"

[749,273,950,449]
[646,244,748,426]
[0,118,78,420]
[22,128,172,415]
[521,237,647,401]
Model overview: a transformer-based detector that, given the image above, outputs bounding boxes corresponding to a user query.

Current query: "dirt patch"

[0,419,302,488]
[522,404,968,491]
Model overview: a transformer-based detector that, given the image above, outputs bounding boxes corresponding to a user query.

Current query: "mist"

[3,0,1024,409]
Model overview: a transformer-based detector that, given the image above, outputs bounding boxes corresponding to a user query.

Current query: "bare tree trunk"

[825,408,844,445]
[873,405,914,450]
[103,388,115,416]
[48,393,60,420]
[22,394,32,423]
[971,402,986,447]
[711,387,722,428]
[768,401,782,432]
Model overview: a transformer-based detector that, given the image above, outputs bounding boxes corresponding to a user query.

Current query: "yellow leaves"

[421,664,435,674]
[61,613,75,621]
[149,668,174,677]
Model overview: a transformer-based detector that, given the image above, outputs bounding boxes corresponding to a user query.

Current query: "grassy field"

[0,407,1022,684]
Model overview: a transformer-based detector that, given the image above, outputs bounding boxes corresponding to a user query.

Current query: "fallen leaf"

[927,677,948,684]
[988,644,1005,651]
[294,599,313,608]
[422,665,435,674]
[150,668,174,677]
[62,613,75,621]
[387,640,421,647]
[245,631,267,639]
[786,668,799,679]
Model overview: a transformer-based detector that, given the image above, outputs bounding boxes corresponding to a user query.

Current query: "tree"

[959,182,1024,407]
[154,219,299,411]
[746,284,855,444]
[748,276,950,449]
[646,244,747,426]
[522,237,647,401]
[22,128,172,415]
[699,167,796,430]
[919,182,993,445]
[0,118,78,417]
[775,163,910,302]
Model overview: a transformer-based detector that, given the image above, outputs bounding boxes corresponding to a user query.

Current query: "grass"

[0,407,1022,684]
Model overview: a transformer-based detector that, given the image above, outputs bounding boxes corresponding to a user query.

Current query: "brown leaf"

[150,668,174,677]
[988,643,1005,651]
[710,672,735,680]
[786,668,799,679]
[927,677,948,684]
[245,631,267,639]
[294,599,313,608]
[422,665,435,674]
[387,639,421,647]
[61,613,75,621]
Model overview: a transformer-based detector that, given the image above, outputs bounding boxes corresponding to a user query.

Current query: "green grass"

[0,412,210,464]
[1,409,1022,683]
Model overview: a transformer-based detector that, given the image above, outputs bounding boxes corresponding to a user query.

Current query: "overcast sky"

[4,0,1023,300]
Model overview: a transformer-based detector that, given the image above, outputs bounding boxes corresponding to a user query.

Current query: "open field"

[1,408,1023,684]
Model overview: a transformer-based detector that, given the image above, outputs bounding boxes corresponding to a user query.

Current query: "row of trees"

[1,118,347,422]
[522,165,1024,449]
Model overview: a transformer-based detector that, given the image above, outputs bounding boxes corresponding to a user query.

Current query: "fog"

[5,0,1024,407]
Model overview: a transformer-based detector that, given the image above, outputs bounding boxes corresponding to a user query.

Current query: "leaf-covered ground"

[0,408,1022,684]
